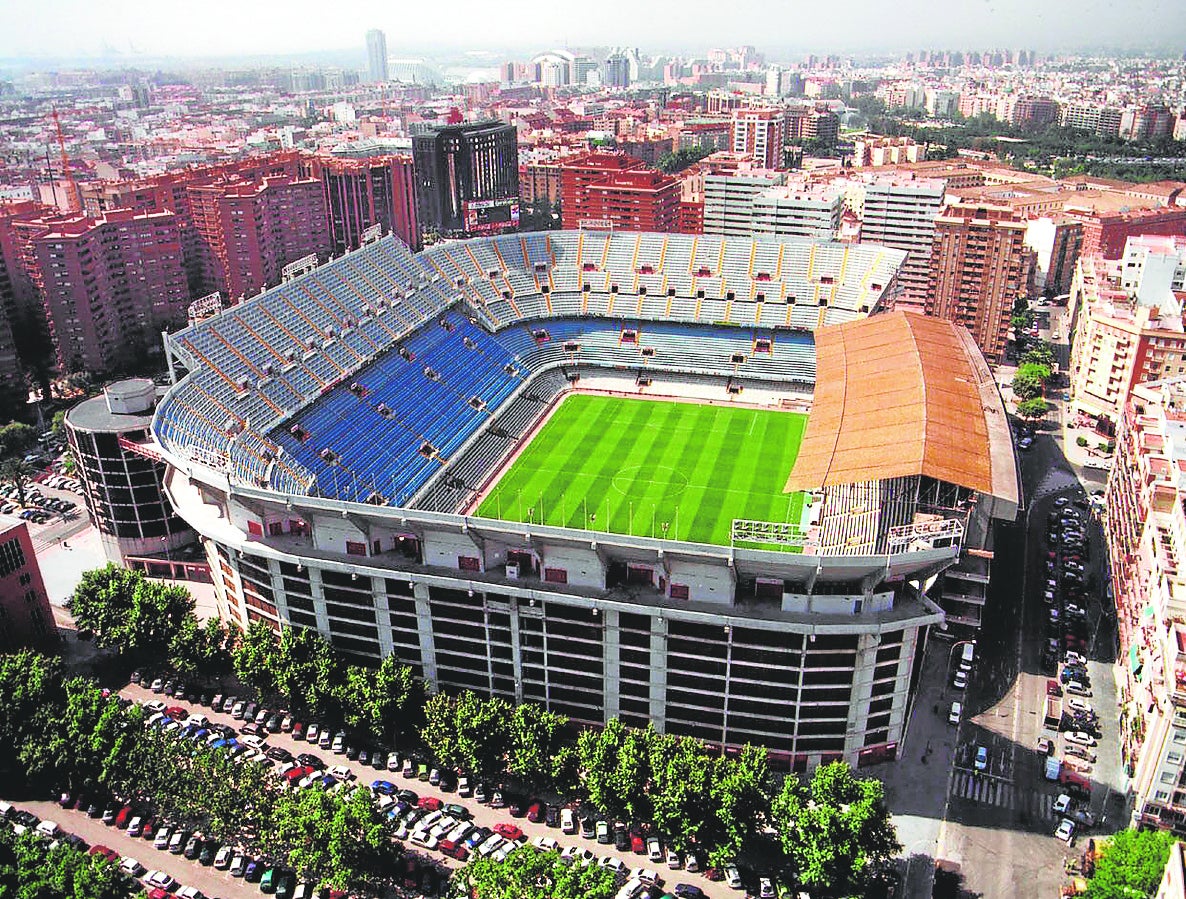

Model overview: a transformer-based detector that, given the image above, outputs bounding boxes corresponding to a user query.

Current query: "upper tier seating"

[154,231,902,504]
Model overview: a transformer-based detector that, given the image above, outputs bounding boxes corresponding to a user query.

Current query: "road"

[930,301,1125,898]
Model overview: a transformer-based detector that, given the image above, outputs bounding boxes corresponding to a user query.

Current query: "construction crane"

[50,107,81,214]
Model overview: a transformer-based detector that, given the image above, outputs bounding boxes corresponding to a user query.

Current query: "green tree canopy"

[656,146,712,174]
[169,615,233,681]
[340,653,423,745]
[1022,342,1056,368]
[420,690,513,779]
[0,826,140,899]
[771,761,900,897]
[1017,398,1050,421]
[1011,364,1050,401]
[0,422,37,458]
[66,564,194,663]
[1084,829,1178,899]
[450,846,618,899]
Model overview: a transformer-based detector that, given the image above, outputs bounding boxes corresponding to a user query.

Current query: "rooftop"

[785,311,1018,509]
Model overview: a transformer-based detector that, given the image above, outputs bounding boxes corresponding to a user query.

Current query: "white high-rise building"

[365,29,388,83]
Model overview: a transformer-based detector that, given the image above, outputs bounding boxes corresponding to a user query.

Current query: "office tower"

[366,29,388,83]
[412,122,520,239]
[314,155,419,253]
[926,203,1034,364]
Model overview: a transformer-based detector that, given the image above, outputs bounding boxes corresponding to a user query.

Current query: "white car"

[387,752,400,772]
[214,845,233,869]
[144,871,178,891]
[328,764,355,781]
[948,701,962,725]
[974,745,989,772]
[647,836,662,862]
[1054,793,1072,815]
[600,856,626,874]
[457,776,472,797]
[1065,652,1088,667]
[477,834,504,857]
[1067,731,1097,747]
[177,888,206,899]
[1055,818,1076,844]
[532,835,560,852]
[119,857,145,878]
[409,828,438,850]
[631,868,662,886]
[1065,681,1091,697]
[759,878,775,899]
[666,848,681,869]
[952,669,968,690]
[1068,697,1093,715]
[725,864,743,889]
[560,808,577,834]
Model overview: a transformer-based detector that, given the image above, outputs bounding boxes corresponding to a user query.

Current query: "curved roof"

[785,311,1019,508]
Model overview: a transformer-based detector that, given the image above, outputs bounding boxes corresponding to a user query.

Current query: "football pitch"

[475,394,809,547]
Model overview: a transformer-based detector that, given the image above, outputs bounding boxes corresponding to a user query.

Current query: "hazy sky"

[1,0,1183,60]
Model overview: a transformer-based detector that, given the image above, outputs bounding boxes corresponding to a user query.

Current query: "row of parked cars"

[130,678,788,898]
[0,799,224,899]
[0,481,76,522]
[1042,498,1095,672]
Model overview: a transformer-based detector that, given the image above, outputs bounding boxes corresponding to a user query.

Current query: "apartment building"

[32,209,189,373]
[1069,240,1186,433]
[926,203,1034,364]
[732,108,784,170]
[855,175,946,305]
[1106,376,1186,833]
[0,519,55,652]
[189,175,330,302]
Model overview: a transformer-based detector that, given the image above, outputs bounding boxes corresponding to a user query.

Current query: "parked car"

[948,702,962,725]
[1055,818,1076,844]
[974,746,989,772]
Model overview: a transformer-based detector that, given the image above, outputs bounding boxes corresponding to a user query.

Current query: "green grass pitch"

[475,394,809,547]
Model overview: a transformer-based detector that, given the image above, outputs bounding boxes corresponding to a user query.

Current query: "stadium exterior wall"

[163,459,951,768]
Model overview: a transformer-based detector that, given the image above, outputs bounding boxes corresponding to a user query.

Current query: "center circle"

[609,464,690,498]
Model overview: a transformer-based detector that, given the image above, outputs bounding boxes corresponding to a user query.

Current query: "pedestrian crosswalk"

[950,770,1060,816]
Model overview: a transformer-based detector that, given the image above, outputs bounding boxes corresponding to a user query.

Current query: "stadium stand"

[155,230,904,506]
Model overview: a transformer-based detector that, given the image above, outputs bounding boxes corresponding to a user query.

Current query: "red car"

[439,839,470,861]
[493,823,523,841]
[88,845,119,862]
[148,890,176,899]
[417,796,443,811]
[164,706,188,720]
[631,833,646,854]
[525,802,544,823]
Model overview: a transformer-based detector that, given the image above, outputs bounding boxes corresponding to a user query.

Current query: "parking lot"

[15,680,767,899]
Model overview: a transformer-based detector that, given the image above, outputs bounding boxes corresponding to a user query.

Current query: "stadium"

[151,230,1019,768]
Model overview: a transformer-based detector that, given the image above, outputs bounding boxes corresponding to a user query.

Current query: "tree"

[0,826,140,899]
[770,761,900,897]
[1017,398,1050,421]
[340,654,422,745]
[420,690,512,779]
[0,421,37,458]
[273,625,342,719]
[1084,829,1178,899]
[656,146,712,174]
[576,718,652,820]
[708,743,771,866]
[66,565,194,663]
[50,409,68,438]
[1022,342,1056,368]
[169,615,233,681]
[0,650,65,779]
[0,457,34,506]
[508,703,569,792]
[1010,364,1049,401]
[232,620,279,697]
[451,846,618,899]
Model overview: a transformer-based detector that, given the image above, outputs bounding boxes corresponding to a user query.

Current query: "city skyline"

[1,0,1184,63]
